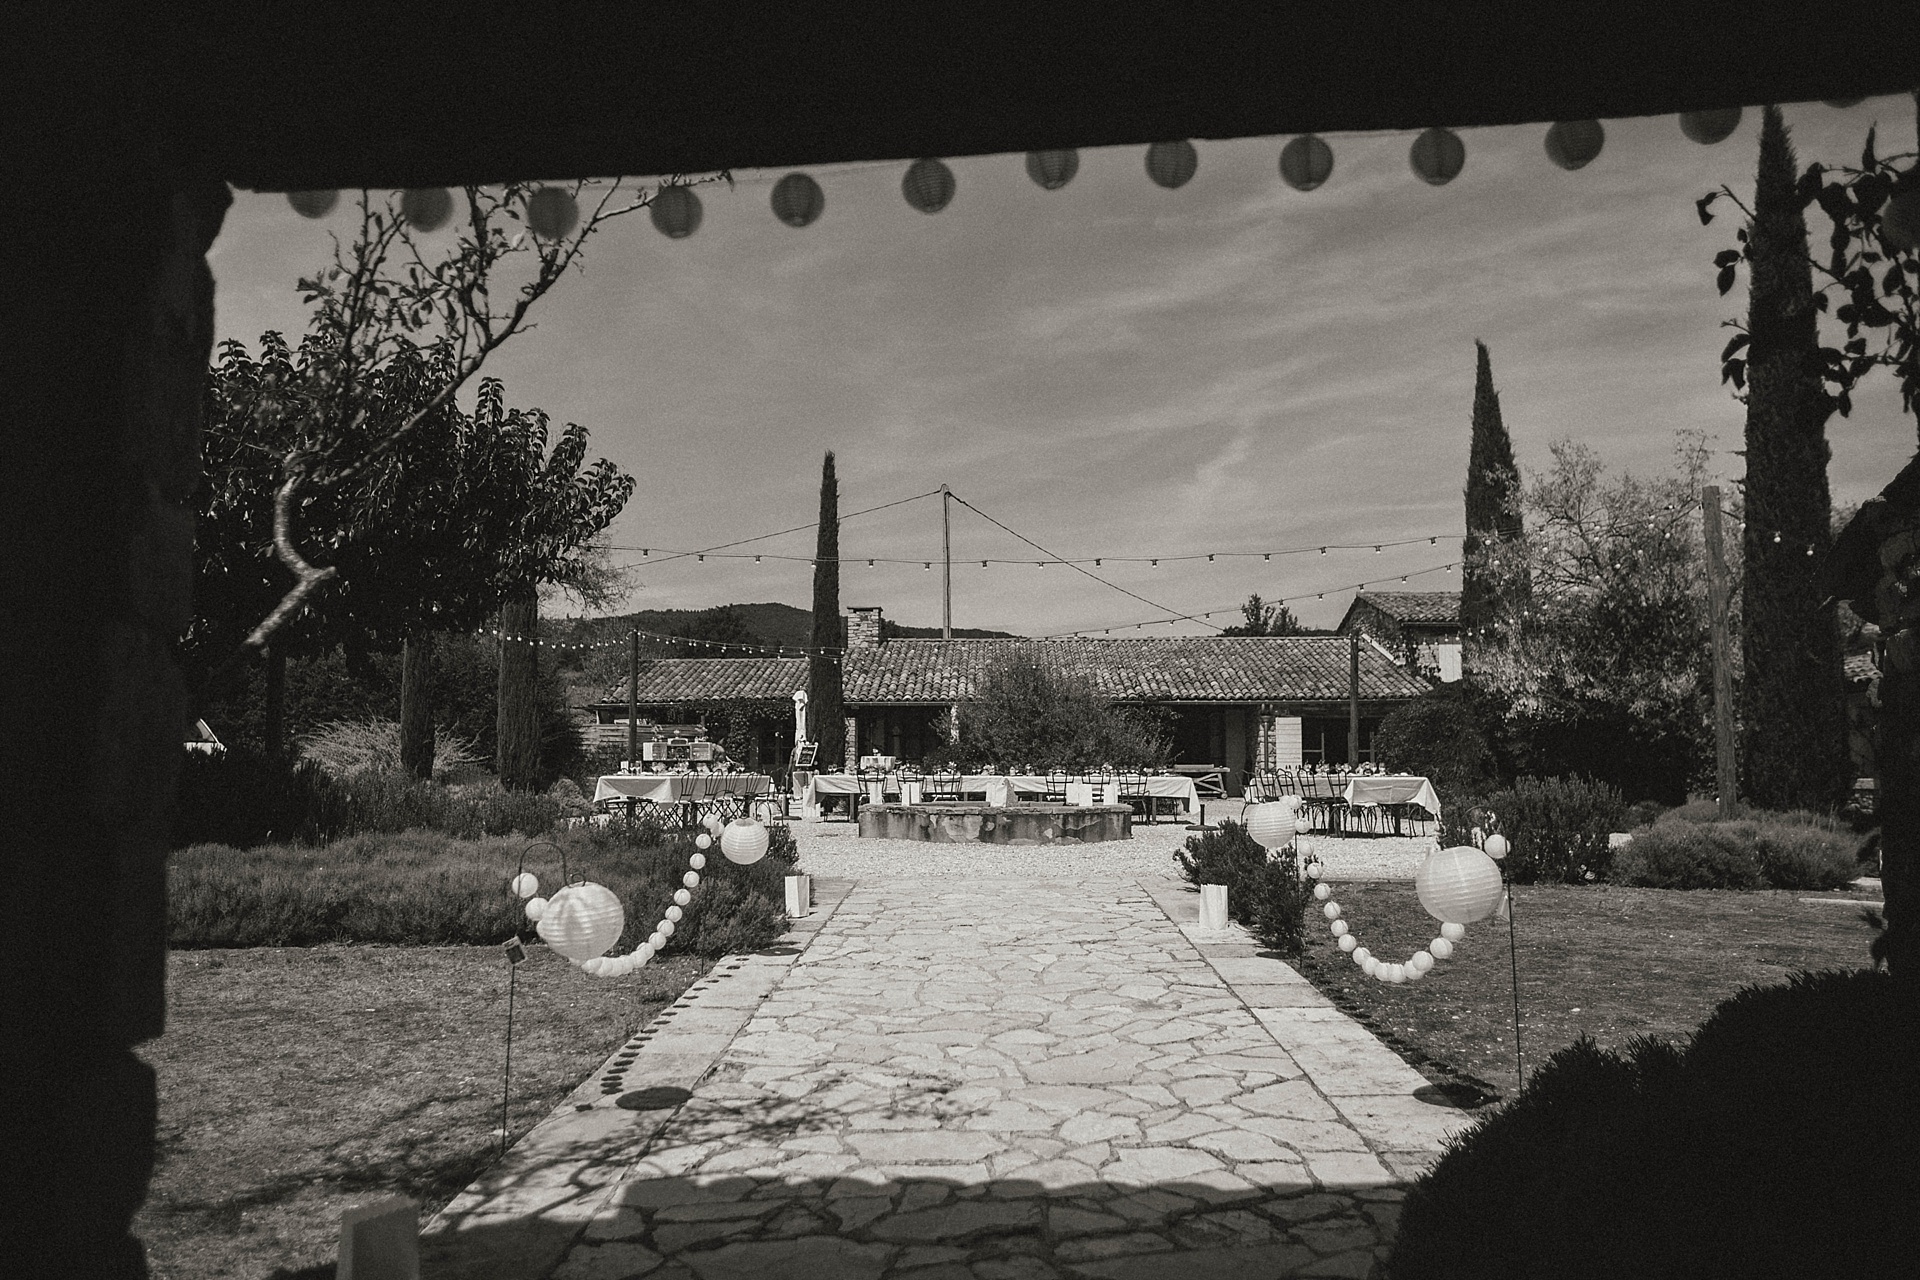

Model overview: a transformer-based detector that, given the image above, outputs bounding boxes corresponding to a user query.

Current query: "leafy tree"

[807,452,846,766]
[1469,432,1732,803]
[931,649,1170,771]
[1721,106,1851,811]
[1220,593,1304,636]
[1461,340,1530,676]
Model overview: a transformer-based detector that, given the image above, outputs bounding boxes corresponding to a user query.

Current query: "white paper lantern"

[695,834,712,851]
[536,882,626,963]
[636,942,655,963]
[1322,902,1342,921]
[524,896,548,923]
[1279,134,1334,191]
[1403,962,1425,981]
[287,190,338,218]
[1411,950,1435,973]
[720,819,771,866]
[649,930,665,950]
[1430,936,1455,960]
[1409,128,1465,185]
[689,853,707,870]
[665,905,683,923]
[1145,140,1198,189]
[400,187,454,231]
[1544,120,1605,170]
[1329,919,1349,937]
[902,158,956,212]
[1680,108,1742,144]
[1441,922,1467,941]
[1025,149,1080,190]
[770,172,825,227]
[1387,963,1407,984]
[511,872,539,899]
[1304,860,1321,880]
[651,185,703,238]
[658,918,676,938]
[1362,957,1380,977]
[1338,934,1358,952]
[683,871,701,889]
[1415,847,1505,924]
[673,888,692,907]
[580,956,610,977]
[1313,883,1331,901]
[527,186,580,239]
[1484,834,1511,861]
[704,813,726,837]
[1352,946,1372,965]
[1244,802,1298,850]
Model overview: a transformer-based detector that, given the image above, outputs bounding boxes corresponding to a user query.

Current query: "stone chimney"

[846,606,884,648]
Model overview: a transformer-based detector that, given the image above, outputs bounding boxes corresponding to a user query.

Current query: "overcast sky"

[209,97,1917,636]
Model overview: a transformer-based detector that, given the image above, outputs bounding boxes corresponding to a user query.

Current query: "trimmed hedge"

[1478,775,1628,884]
[1390,969,1920,1279]
[1613,813,1859,890]
[1173,820,1309,954]
[169,824,796,955]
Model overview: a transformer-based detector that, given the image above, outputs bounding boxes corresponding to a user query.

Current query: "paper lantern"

[673,888,692,907]
[287,190,338,218]
[721,819,771,866]
[1025,149,1079,190]
[1430,936,1455,960]
[536,882,625,963]
[524,896,548,923]
[704,813,726,837]
[690,853,707,871]
[648,930,665,950]
[1409,129,1466,185]
[1415,847,1505,924]
[771,173,825,227]
[651,185,703,238]
[1313,883,1331,902]
[1411,950,1435,973]
[1441,922,1467,941]
[665,905,683,923]
[1329,919,1349,937]
[1322,902,1342,921]
[527,186,579,239]
[902,158,956,213]
[400,187,453,231]
[1680,108,1742,144]
[1384,964,1406,984]
[1882,190,1920,251]
[683,870,701,889]
[636,942,655,963]
[1362,957,1380,977]
[1279,134,1334,191]
[1304,860,1321,880]
[1484,834,1511,861]
[1544,120,1605,171]
[1352,946,1372,965]
[658,918,676,938]
[1244,801,1299,850]
[1338,934,1357,952]
[1823,97,1865,109]
[1403,962,1425,981]
[1145,141,1198,189]
[511,872,539,899]
[695,834,712,851]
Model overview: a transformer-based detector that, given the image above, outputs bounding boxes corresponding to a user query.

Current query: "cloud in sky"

[208,98,1917,635]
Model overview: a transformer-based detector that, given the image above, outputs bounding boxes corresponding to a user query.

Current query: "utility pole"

[1702,486,1738,816]
[941,484,952,640]
[1348,631,1361,768]
[627,628,639,772]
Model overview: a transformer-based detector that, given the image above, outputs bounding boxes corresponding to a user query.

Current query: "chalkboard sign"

[792,742,818,768]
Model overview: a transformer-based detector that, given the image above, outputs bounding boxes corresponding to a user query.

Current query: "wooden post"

[627,629,639,771]
[1702,486,1738,817]
[942,484,952,641]
[1348,632,1361,768]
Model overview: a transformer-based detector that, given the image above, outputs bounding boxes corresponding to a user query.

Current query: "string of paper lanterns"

[511,816,772,978]
[289,103,1796,235]
[1310,838,1508,984]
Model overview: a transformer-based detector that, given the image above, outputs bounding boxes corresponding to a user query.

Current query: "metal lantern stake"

[770,172,825,227]
[902,158,956,212]
[1145,140,1198,189]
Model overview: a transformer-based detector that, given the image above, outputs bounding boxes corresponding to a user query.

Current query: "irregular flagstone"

[519,875,1457,1280]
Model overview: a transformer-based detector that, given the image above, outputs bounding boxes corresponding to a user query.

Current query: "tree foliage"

[1220,593,1304,636]
[931,649,1171,771]
[1461,340,1529,672]
[807,452,846,765]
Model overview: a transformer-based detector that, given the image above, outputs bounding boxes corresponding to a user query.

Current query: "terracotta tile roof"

[600,637,1430,705]
[1352,591,1461,627]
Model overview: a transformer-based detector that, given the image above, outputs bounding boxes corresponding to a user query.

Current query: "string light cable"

[1044,560,1463,637]
[606,531,1461,569]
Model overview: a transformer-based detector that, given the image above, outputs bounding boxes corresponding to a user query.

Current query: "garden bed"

[1290,880,1882,1106]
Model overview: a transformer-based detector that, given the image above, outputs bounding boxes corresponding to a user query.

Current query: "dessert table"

[1339,774,1441,835]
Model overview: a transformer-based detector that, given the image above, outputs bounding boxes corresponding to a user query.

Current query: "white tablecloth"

[593,773,773,805]
[1341,775,1441,818]
[804,772,1198,813]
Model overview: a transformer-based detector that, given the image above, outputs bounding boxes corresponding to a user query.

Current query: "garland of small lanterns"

[508,815,772,977]
[1243,800,1511,985]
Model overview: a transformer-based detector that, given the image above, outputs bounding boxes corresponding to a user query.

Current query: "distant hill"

[881,620,1024,639]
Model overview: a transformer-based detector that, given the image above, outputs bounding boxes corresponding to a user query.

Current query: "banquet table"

[593,773,775,824]
[803,772,1199,819]
[1339,774,1441,834]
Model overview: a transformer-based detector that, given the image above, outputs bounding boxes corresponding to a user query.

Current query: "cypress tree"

[1461,340,1527,675]
[807,452,846,767]
[1738,105,1850,809]
[496,588,542,790]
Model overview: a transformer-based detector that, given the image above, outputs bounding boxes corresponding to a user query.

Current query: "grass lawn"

[134,944,711,1280]
[1292,879,1884,1107]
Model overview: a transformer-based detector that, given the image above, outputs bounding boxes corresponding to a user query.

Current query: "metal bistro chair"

[1043,770,1069,804]
[922,770,965,803]
[1117,770,1156,823]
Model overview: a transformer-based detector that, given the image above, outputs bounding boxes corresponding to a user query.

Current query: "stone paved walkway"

[424,876,1473,1279]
